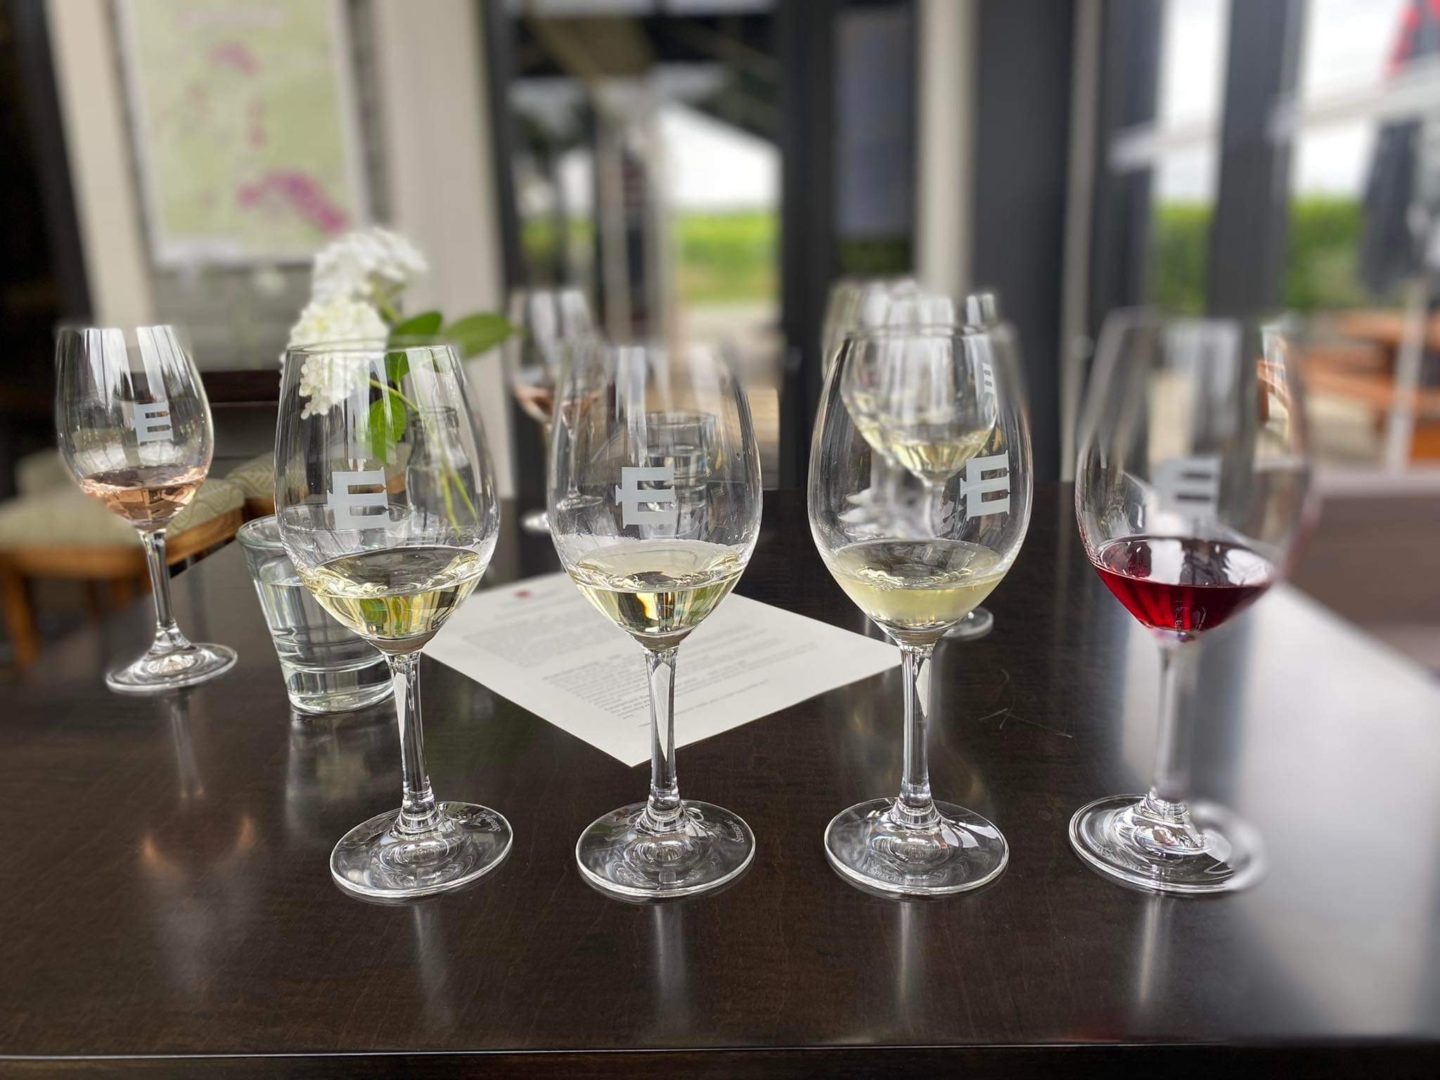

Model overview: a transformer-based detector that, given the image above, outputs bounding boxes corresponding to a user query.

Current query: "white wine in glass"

[568,540,745,651]
[277,341,509,901]
[299,545,486,646]
[549,340,762,900]
[822,278,999,641]
[55,325,236,693]
[809,323,1032,897]
[826,538,1005,640]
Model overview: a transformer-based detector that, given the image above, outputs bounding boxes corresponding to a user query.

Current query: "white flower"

[287,295,386,348]
[285,296,387,417]
[312,227,428,303]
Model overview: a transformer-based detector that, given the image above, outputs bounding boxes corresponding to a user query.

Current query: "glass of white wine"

[55,325,236,693]
[822,279,997,642]
[809,323,1032,896]
[276,340,509,900]
[503,287,595,535]
[548,340,763,900]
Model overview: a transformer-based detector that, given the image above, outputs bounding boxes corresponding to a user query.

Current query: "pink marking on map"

[248,100,267,149]
[209,42,259,76]
[236,171,349,235]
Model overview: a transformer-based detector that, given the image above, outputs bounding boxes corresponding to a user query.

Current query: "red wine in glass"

[1092,535,1274,634]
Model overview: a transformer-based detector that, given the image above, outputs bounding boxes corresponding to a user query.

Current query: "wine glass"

[276,340,509,900]
[55,325,237,693]
[1071,311,1312,894]
[504,287,595,535]
[809,323,1032,896]
[548,339,763,900]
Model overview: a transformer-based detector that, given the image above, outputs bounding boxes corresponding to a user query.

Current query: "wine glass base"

[105,643,237,694]
[521,508,549,534]
[824,798,1008,897]
[944,607,995,641]
[1068,794,1265,895]
[575,800,754,901]
[330,802,513,901]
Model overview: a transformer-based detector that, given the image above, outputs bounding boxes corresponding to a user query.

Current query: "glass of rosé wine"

[55,325,236,693]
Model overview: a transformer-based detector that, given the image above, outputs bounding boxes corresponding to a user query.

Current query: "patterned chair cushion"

[15,451,70,496]
[0,476,245,550]
[223,452,275,501]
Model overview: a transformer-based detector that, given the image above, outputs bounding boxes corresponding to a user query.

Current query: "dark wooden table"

[3,488,1439,1078]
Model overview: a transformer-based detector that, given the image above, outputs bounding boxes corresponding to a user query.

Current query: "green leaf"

[384,350,409,386]
[390,310,443,339]
[366,387,410,461]
[444,313,514,358]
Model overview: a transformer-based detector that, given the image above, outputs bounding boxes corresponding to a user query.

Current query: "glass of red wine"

[1072,312,1312,894]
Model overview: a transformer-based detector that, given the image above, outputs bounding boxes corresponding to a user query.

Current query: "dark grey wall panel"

[971,0,1076,481]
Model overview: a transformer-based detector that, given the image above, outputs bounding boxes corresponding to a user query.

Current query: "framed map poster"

[117,0,369,266]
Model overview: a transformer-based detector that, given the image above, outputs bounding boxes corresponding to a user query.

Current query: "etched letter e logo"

[128,401,172,444]
[616,466,677,528]
[960,453,1011,519]
[328,469,388,527]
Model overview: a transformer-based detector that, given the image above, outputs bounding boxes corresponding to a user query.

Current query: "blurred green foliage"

[676,211,777,305]
[520,211,778,305]
[1150,196,1374,313]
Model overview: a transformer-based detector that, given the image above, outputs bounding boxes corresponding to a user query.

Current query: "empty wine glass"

[1071,311,1312,894]
[276,340,508,900]
[549,339,762,900]
[55,325,236,693]
[504,287,595,534]
[809,323,1032,896]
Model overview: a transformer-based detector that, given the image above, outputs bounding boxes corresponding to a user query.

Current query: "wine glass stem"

[139,529,188,650]
[388,651,439,833]
[897,643,939,828]
[644,646,682,830]
[1147,637,1200,813]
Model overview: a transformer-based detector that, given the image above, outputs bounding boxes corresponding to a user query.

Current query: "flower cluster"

[285,227,426,416]
[287,295,387,349]
[286,295,387,418]
[311,227,428,305]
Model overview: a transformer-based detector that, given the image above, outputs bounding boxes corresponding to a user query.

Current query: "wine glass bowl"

[840,329,997,491]
[821,279,996,641]
[55,325,236,693]
[276,341,508,900]
[1070,311,1312,895]
[549,339,762,900]
[809,323,1032,896]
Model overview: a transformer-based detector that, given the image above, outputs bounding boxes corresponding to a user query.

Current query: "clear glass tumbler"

[238,516,393,716]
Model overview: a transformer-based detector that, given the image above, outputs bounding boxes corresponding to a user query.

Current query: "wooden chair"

[0,457,245,669]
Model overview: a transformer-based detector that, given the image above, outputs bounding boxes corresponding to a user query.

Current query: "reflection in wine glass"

[55,325,236,692]
[504,288,596,534]
[809,324,1032,897]
[1071,312,1312,894]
